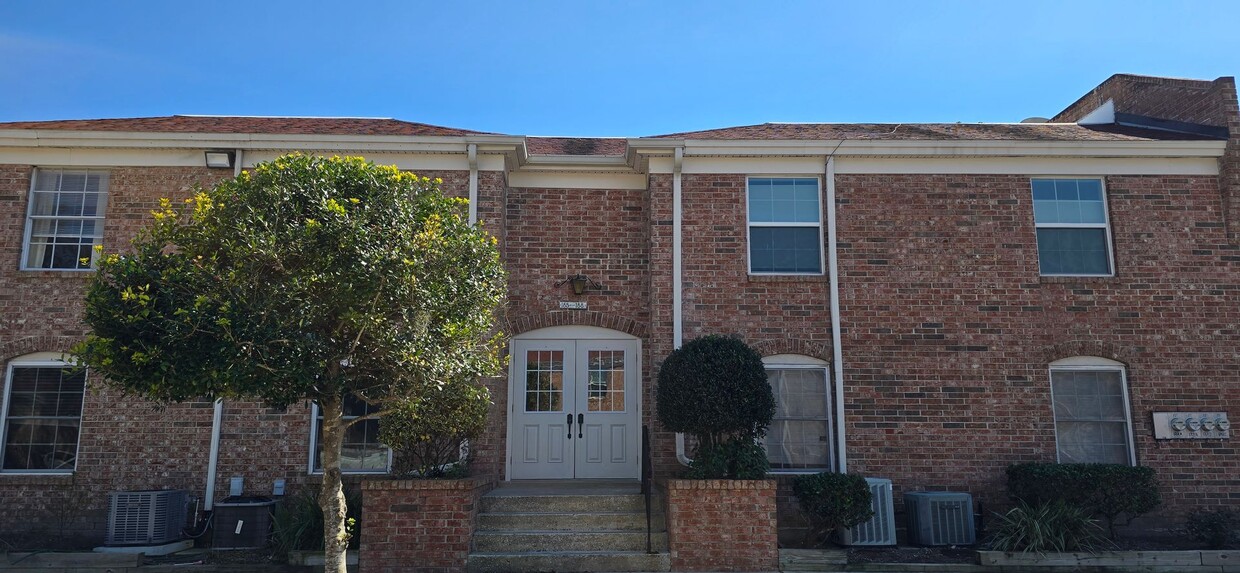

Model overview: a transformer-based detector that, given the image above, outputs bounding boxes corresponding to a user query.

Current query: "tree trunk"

[318,394,350,573]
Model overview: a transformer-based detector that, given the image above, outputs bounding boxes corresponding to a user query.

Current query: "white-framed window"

[1031,178,1114,276]
[747,177,824,274]
[762,354,833,471]
[23,168,109,270]
[1049,357,1136,465]
[2,353,86,473]
[308,395,390,474]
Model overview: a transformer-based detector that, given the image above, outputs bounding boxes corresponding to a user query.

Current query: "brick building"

[0,74,1236,548]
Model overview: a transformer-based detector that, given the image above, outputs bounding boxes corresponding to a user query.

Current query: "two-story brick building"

[0,74,1236,551]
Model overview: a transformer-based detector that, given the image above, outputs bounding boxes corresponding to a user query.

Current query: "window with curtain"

[23,169,109,270]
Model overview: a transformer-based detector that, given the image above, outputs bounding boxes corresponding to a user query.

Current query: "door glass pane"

[587,350,625,412]
[525,350,564,412]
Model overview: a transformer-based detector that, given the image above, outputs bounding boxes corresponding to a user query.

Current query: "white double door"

[508,338,640,480]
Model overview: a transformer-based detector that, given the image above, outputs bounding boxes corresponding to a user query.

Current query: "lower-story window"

[1049,357,1135,465]
[762,355,833,471]
[310,395,389,473]
[2,356,86,473]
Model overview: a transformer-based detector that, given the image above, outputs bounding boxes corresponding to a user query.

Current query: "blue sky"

[2,1,1237,136]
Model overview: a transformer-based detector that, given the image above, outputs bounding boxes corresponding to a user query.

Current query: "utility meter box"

[212,496,276,550]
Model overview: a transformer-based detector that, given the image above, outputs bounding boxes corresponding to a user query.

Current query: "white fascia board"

[0,147,511,171]
[242,150,508,171]
[647,155,1219,176]
[630,138,1225,159]
[523,154,633,168]
[0,130,526,155]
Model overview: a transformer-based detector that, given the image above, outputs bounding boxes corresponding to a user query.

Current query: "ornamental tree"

[74,154,506,573]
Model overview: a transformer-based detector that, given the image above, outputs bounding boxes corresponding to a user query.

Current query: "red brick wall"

[664,479,778,572]
[1052,74,1231,127]
[835,173,1239,519]
[359,477,493,573]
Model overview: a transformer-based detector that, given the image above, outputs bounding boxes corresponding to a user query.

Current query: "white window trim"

[1031,177,1116,278]
[306,402,392,475]
[21,167,109,272]
[746,176,826,276]
[1048,356,1137,466]
[762,354,834,474]
[1,354,85,475]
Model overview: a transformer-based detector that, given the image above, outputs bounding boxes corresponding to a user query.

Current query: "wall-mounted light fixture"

[204,150,236,169]
[555,274,601,295]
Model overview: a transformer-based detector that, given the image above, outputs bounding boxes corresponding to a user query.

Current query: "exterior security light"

[205,150,235,169]
[555,274,601,295]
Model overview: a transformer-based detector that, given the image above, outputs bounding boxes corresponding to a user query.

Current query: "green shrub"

[378,377,489,478]
[1185,507,1239,549]
[1007,463,1161,538]
[685,438,770,479]
[792,473,874,547]
[987,501,1110,553]
[656,335,775,479]
[271,487,361,559]
[656,335,774,444]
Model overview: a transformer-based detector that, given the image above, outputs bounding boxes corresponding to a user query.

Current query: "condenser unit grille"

[904,492,976,546]
[841,477,896,546]
[107,490,188,545]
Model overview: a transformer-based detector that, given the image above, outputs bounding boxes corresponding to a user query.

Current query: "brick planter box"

[359,476,494,573]
[664,478,779,572]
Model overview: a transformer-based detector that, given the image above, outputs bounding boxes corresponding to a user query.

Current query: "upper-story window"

[1032,178,1113,276]
[747,177,823,274]
[23,169,109,271]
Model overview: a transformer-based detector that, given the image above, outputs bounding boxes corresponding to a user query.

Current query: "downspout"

[204,149,242,511]
[826,156,848,472]
[204,398,224,510]
[672,147,692,466]
[467,144,479,225]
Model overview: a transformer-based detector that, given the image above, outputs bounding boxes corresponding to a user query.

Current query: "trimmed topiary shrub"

[657,335,775,479]
[1006,463,1161,538]
[378,378,489,478]
[792,472,874,547]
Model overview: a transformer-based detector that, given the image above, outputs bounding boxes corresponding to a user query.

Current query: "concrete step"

[476,510,664,532]
[479,493,647,513]
[473,530,668,553]
[466,550,671,573]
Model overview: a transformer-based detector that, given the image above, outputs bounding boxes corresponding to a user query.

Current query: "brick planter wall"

[359,477,494,573]
[664,479,778,572]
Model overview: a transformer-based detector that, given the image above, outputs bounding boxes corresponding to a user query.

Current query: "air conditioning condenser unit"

[106,489,188,546]
[840,477,896,546]
[904,491,975,546]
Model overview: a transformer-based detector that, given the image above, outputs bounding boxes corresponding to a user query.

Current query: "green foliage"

[656,335,774,446]
[379,377,489,478]
[271,487,362,558]
[684,438,770,479]
[791,473,874,546]
[75,153,507,410]
[987,501,1109,553]
[1006,463,1161,538]
[1185,507,1239,549]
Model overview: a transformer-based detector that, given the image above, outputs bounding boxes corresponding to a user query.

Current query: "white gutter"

[627,138,1226,159]
[826,157,847,473]
[467,143,478,225]
[672,146,692,466]
[204,398,224,510]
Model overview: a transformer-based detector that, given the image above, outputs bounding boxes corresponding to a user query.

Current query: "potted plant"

[656,335,778,572]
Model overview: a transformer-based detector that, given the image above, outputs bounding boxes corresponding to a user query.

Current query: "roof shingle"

[0,115,492,137]
[646,122,1221,141]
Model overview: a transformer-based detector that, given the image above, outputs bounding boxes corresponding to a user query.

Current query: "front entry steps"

[466,480,671,573]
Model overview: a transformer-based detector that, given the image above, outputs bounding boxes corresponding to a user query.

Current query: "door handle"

[577,413,584,439]
[567,413,573,439]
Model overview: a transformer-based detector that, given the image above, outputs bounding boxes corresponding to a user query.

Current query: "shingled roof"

[525,137,628,156]
[647,122,1222,141]
[0,115,493,137]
